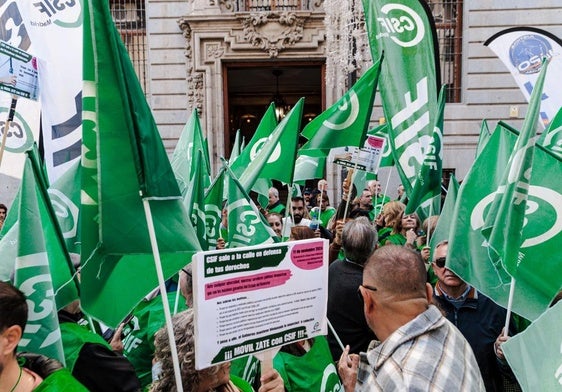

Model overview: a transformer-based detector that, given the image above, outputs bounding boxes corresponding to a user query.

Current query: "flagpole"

[0,97,17,170]
[377,167,392,213]
[503,277,516,338]
[341,149,361,220]
[142,198,184,392]
[327,318,345,352]
[426,201,434,245]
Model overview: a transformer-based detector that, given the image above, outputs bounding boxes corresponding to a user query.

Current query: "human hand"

[258,368,284,392]
[405,229,417,245]
[337,345,359,392]
[420,246,430,262]
[494,328,510,360]
[109,323,125,353]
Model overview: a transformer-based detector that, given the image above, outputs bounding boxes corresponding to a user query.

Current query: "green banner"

[362,0,440,197]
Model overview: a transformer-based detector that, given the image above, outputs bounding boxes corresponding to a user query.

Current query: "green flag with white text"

[81,0,201,327]
[226,167,276,248]
[12,156,77,364]
[503,301,562,392]
[447,122,562,321]
[405,85,446,221]
[362,0,440,198]
[481,59,549,280]
[300,58,383,155]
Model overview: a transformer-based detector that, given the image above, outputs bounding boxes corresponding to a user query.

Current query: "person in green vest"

[150,308,285,392]
[121,289,187,390]
[368,180,391,219]
[58,299,142,392]
[0,281,87,391]
[317,193,336,228]
[383,212,421,249]
[376,201,405,246]
[266,187,286,216]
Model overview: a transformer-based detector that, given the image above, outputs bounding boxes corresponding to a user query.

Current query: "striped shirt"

[356,305,485,391]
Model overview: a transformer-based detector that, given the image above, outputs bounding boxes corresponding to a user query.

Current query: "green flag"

[48,159,81,259]
[229,129,242,164]
[171,108,211,196]
[405,85,446,221]
[293,153,326,185]
[81,0,201,327]
[239,99,304,191]
[476,119,492,158]
[203,169,226,250]
[447,121,562,321]
[362,0,440,198]
[367,124,394,168]
[537,105,562,159]
[503,301,562,392]
[482,59,549,278]
[429,173,459,251]
[226,167,276,248]
[10,155,78,364]
[230,103,278,178]
[300,58,383,155]
[189,150,208,250]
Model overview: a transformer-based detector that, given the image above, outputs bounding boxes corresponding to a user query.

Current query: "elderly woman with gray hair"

[151,308,284,392]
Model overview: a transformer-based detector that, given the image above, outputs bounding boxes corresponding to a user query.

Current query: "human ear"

[1,326,22,354]
[425,282,433,303]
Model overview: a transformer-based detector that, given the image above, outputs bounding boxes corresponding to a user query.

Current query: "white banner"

[193,239,328,370]
[18,0,82,182]
[485,27,562,129]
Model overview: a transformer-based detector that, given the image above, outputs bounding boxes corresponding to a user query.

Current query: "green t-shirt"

[319,207,336,228]
[273,336,342,392]
[34,368,88,391]
[60,321,113,372]
[384,233,406,246]
[230,374,255,392]
[122,291,187,388]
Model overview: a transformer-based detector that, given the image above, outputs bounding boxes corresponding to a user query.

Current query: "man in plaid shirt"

[338,245,485,391]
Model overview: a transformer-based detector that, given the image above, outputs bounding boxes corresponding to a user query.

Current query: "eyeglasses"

[357,284,377,303]
[434,257,446,268]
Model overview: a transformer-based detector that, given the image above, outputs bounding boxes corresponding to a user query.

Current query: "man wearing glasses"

[338,245,484,391]
[432,240,517,392]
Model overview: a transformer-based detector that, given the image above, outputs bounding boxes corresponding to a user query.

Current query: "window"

[110,0,148,93]
[428,0,463,103]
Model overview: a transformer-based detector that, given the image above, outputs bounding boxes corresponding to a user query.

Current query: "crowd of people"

[1,176,551,391]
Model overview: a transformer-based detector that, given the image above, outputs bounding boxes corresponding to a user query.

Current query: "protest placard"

[330,135,385,173]
[192,238,328,370]
[0,42,39,101]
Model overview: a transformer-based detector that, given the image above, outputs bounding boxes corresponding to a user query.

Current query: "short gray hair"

[269,187,279,198]
[342,217,378,265]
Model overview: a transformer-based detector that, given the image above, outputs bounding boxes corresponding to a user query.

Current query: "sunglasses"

[434,257,446,268]
[356,284,378,302]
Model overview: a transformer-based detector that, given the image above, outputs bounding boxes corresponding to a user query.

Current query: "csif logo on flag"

[29,0,82,28]
[470,185,562,247]
[47,189,79,239]
[320,363,343,392]
[322,92,360,130]
[543,126,562,154]
[250,137,281,163]
[375,3,425,47]
[0,109,34,152]
[204,204,221,240]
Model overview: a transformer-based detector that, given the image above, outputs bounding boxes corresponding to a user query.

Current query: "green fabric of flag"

[226,167,276,248]
[537,105,562,159]
[238,99,304,191]
[229,129,242,164]
[48,159,81,259]
[300,58,382,156]
[203,168,225,250]
[503,301,562,392]
[230,103,278,178]
[476,119,492,158]
[81,0,201,327]
[293,153,326,185]
[171,108,211,196]
[362,0,440,198]
[429,173,459,252]
[481,59,549,279]
[367,124,394,168]
[447,121,562,321]
[12,156,74,364]
[189,150,208,250]
[405,85,446,221]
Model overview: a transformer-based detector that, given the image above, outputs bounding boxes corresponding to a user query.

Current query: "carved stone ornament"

[241,12,306,57]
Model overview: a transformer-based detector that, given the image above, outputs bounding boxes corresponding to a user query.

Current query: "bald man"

[338,245,484,391]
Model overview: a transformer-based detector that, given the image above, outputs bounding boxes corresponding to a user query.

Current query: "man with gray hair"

[266,186,285,215]
[338,245,484,391]
[327,217,378,361]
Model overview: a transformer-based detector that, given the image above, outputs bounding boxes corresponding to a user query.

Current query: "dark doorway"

[224,62,324,157]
